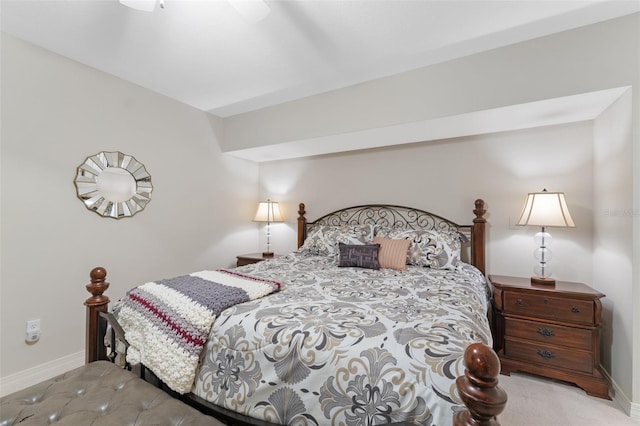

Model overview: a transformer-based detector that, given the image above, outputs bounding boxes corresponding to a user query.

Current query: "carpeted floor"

[497,372,640,425]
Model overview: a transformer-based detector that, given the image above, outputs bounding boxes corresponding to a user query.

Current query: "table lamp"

[253,199,283,257]
[516,189,575,285]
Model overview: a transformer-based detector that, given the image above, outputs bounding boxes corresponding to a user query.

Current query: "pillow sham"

[375,227,462,270]
[299,224,374,256]
[373,236,411,271]
[338,243,380,269]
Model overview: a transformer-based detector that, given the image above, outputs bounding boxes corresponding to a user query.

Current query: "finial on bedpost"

[453,343,507,426]
[84,267,110,364]
[86,267,109,304]
[472,199,486,275]
[297,203,307,248]
[474,199,486,221]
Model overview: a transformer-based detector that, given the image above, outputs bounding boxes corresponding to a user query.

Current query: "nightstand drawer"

[504,338,593,373]
[504,317,592,350]
[503,292,594,324]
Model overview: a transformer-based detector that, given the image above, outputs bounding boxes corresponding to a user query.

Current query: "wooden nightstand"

[236,253,281,267]
[489,274,610,399]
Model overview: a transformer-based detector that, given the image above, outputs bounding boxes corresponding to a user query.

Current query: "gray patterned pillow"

[299,224,374,256]
[375,227,462,270]
[338,243,380,269]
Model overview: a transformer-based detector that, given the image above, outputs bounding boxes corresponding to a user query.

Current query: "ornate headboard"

[297,199,487,274]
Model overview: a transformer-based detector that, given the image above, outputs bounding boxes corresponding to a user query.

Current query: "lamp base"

[262,251,274,257]
[531,276,556,286]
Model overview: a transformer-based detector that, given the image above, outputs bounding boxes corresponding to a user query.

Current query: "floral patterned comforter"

[192,252,492,426]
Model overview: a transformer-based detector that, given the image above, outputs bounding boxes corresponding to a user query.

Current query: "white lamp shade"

[516,191,575,228]
[253,201,283,223]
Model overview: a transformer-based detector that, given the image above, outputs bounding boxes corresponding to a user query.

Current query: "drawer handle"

[571,306,580,313]
[516,298,523,306]
[537,328,555,338]
[537,349,555,360]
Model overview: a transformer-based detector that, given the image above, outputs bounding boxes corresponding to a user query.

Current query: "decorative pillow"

[373,237,411,271]
[338,243,380,269]
[375,227,462,270]
[299,224,374,256]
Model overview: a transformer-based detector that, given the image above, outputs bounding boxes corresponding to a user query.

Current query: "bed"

[84,200,506,426]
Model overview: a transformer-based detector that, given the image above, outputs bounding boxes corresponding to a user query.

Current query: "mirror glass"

[96,167,137,202]
[74,151,152,219]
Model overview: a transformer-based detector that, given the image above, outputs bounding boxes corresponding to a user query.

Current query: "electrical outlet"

[26,319,40,343]
[26,319,40,332]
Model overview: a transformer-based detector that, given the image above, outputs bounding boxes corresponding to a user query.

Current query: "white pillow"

[299,224,374,256]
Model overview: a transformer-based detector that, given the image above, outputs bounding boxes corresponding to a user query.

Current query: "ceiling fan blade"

[228,0,270,23]
[120,0,157,12]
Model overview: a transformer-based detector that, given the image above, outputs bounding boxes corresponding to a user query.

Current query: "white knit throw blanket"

[114,269,281,393]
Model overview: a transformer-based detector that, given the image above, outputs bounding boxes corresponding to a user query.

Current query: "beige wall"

[259,122,595,284]
[593,91,635,400]
[0,35,259,387]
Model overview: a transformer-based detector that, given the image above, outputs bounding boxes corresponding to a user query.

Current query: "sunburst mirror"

[74,151,152,219]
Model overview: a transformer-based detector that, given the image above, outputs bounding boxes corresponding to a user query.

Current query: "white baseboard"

[0,351,84,397]
[631,402,640,419]
[603,367,640,419]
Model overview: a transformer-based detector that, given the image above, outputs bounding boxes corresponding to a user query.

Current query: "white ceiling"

[2,0,638,119]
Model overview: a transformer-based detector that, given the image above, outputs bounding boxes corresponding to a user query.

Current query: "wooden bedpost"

[453,342,507,426]
[472,199,486,275]
[84,267,109,364]
[297,203,307,248]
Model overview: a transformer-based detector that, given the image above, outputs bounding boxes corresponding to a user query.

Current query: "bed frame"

[297,199,487,275]
[84,199,506,426]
